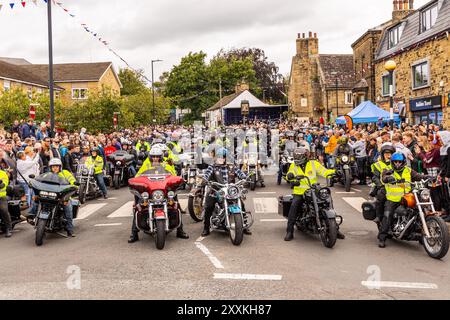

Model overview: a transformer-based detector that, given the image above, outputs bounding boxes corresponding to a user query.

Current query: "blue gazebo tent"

[336,101,400,125]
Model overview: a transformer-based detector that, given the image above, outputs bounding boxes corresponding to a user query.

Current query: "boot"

[128,232,139,243]
[378,239,386,248]
[176,229,189,239]
[337,230,346,240]
[5,228,12,238]
[67,230,76,238]
[244,229,252,235]
[201,227,211,237]
[284,231,294,241]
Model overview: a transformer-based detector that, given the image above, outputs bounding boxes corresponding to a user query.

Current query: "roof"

[351,20,392,48]
[207,90,270,111]
[0,57,31,65]
[376,0,450,61]
[21,62,122,87]
[318,54,355,89]
[353,78,369,89]
[0,60,50,88]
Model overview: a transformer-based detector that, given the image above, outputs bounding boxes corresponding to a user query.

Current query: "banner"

[344,115,353,131]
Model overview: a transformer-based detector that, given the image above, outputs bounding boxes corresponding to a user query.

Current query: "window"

[421,4,438,32]
[37,88,43,95]
[388,24,404,49]
[345,91,353,105]
[412,61,429,89]
[3,80,11,92]
[72,88,88,100]
[27,86,32,99]
[381,72,396,97]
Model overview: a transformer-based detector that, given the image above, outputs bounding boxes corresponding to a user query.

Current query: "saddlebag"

[278,195,293,218]
[71,199,80,219]
[361,201,377,221]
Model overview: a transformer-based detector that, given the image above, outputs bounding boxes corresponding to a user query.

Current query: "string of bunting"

[0,0,152,84]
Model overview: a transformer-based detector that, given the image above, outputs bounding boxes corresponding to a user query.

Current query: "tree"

[118,68,148,96]
[0,89,30,128]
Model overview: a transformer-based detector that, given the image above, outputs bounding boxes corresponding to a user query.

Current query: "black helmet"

[91,147,100,155]
[391,152,407,172]
[380,144,396,163]
[293,147,309,166]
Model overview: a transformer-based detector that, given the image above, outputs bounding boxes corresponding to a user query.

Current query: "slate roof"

[318,54,355,89]
[0,60,50,88]
[376,0,450,61]
[0,57,31,65]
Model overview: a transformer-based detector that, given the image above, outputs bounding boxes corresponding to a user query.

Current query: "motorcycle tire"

[319,218,338,249]
[229,214,244,246]
[188,195,204,222]
[113,174,120,190]
[422,216,449,260]
[35,219,47,247]
[344,169,352,192]
[250,174,256,191]
[78,184,86,205]
[155,220,166,250]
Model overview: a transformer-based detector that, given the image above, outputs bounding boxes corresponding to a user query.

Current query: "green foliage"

[118,68,148,96]
[0,89,30,127]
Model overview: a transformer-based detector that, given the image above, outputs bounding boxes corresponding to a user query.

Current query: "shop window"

[412,61,429,89]
[421,3,438,33]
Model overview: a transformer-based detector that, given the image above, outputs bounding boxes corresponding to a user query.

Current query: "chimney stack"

[393,0,414,20]
[314,32,317,38]
[308,31,312,38]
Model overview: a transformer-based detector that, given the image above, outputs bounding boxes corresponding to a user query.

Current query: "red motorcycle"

[128,166,184,250]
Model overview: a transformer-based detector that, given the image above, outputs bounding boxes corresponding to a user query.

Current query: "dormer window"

[388,24,404,49]
[421,3,438,33]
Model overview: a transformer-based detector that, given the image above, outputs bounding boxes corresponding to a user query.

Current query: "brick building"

[373,0,449,127]
[288,32,355,121]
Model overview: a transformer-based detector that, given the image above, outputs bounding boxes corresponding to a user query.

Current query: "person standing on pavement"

[351,133,368,185]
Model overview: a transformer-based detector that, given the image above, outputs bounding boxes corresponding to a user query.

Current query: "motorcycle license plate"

[38,211,50,220]
[228,205,241,214]
[189,171,196,177]
[343,165,350,169]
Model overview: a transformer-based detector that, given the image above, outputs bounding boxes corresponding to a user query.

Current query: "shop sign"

[410,96,442,112]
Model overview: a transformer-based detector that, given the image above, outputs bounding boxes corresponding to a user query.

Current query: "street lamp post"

[47,0,55,136]
[335,78,339,118]
[151,59,163,124]
[385,60,397,136]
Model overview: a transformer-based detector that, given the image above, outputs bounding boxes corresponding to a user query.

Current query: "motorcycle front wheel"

[229,214,244,246]
[113,174,120,190]
[344,169,352,192]
[35,219,47,246]
[78,183,86,204]
[319,218,337,249]
[422,216,449,259]
[250,174,256,191]
[155,220,166,250]
[188,195,204,222]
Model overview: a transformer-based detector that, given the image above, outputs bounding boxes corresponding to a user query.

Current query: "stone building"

[288,32,354,121]
[373,0,449,127]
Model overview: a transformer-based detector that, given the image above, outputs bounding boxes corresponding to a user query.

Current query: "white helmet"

[149,147,163,158]
[49,158,63,168]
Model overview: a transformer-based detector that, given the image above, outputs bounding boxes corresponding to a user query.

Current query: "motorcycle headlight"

[341,156,349,163]
[318,188,331,200]
[152,190,165,202]
[167,191,175,199]
[419,189,431,202]
[141,192,150,201]
[116,161,121,166]
[40,191,58,199]
[227,186,240,198]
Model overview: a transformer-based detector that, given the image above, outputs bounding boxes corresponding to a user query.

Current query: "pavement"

[0,171,449,300]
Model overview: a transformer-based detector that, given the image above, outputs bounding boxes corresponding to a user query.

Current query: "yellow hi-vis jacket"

[287,160,335,195]
[136,158,176,177]
[0,170,9,198]
[85,156,104,175]
[383,167,412,203]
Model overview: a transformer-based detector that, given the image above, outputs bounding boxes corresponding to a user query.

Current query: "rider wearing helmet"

[86,148,108,199]
[285,147,345,241]
[0,166,12,238]
[333,136,353,157]
[378,152,429,248]
[201,147,251,237]
[128,146,189,243]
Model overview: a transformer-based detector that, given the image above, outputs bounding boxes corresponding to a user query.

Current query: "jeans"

[129,166,137,177]
[379,200,400,241]
[95,173,108,196]
[64,202,74,232]
[0,197,11,230]
[327,155,336,169]
[19,182,32,207]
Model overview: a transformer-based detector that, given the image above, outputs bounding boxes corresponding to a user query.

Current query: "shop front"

[410,96,443,125]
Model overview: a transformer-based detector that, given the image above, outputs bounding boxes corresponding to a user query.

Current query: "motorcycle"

[362,179,449,259]
[242,152,260,191]
[329,154,357,192]
[108,151,136,189]
[76,163,102,204]
[179,153,197,191]
[0,184,28,233]
[128,166,185,250]
[203,178,253,246]
[278,150,294,185]
[279,174,342,248]
[28,174,80,246]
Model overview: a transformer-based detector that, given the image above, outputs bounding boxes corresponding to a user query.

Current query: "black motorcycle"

[0,184,28,233]
[279,174,342,248]
[329,154,357,192]
[29,174,80,246]
[108,151,136,189]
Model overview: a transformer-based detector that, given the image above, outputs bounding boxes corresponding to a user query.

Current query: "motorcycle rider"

[201,147,252,237]
[378,152,429,248]
[122,141,137,177]
[45,158,77,237]
[135,139,151,153]
[128,147,189,243]
[285,147,345,241]
[278,131,297,184]
[85,148,108,199]
[242,130,265,188]
[371,144,396,222]
[0,168,12,238]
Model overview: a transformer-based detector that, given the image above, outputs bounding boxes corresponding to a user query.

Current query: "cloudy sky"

[0,0,429,82]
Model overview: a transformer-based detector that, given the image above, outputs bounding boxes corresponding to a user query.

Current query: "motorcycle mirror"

[28,175,36,179]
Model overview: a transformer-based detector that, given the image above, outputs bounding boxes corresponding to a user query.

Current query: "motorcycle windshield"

[31,173,76,193]
[139,166,172,177]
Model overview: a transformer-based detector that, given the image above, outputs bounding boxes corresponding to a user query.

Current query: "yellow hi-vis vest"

[384,167,412,202]
[136,158,176,177]
[0,170,9,198]
[287,160,335,196]
[85,156,104,175]
[371,160,391,175]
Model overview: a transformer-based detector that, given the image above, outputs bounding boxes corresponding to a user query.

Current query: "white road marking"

[195,242,224,269]
[75,203,107,220]
[256,192,277,195]
[98,197,117,200]
[214,273,283,281]
[177,194,189,198]
[342,197,366,214]
[260,219,286,222]
[178,199,188,211]
[94,223,123,227]
[361,281,438,290]
[253,198,278,214]
[351,188,362,192]
[196,236,205,242]
[336,192,355,194]
[107,201,134,218]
